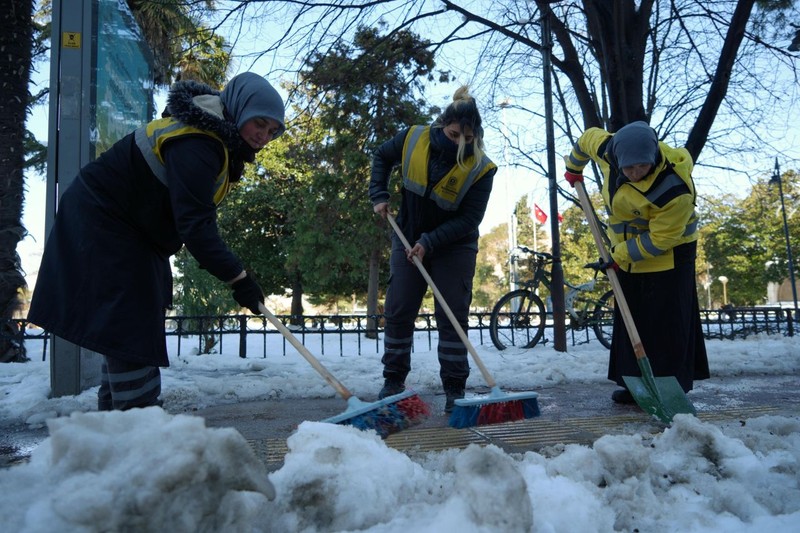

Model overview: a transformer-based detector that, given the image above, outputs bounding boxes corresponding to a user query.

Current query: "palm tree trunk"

[0,0,34,362]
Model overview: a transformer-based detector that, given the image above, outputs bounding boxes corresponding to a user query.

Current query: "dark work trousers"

[97,354,163,411]
[381,238,476,388]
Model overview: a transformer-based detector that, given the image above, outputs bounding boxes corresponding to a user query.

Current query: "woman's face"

[239,117,281,151]
[621,163,652,182]
[443,123,475,145]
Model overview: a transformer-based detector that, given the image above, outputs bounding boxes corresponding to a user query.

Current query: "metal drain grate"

[249,405,785,467]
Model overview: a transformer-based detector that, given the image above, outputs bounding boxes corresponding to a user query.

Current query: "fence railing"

[8,306,795,361]
[699,306,794,340]
[162,312,495,359]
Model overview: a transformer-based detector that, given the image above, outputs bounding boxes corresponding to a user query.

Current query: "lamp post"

[769,158,799,318]
[498,99,517,293]
[702,280,712,309]
[718,276,729,306]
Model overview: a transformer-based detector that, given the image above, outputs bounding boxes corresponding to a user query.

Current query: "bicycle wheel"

[489,289,546,350]
[591,290,615,349]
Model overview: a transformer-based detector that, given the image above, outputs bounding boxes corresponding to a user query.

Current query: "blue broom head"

[321,390,430,438]
[448,387,540,429]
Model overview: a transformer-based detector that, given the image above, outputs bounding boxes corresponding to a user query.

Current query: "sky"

[20,1,800,294]
[1,330,799,532]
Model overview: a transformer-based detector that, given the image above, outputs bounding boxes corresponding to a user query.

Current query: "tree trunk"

[290,272,304,327]
[583,0,653,131]
[365,247,380,339]
[0,0,33,363]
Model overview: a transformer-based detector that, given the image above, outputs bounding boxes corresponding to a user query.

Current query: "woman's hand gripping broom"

[258,303,430,438]
[386,214,540,429]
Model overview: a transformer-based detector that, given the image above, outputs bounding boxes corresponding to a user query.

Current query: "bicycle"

[489,246,615,350]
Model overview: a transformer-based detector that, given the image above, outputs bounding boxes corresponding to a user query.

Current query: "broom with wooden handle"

[258,302,429,437]
[386,214,540,428]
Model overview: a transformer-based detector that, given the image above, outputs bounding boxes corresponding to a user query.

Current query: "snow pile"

[0,408,274,532]
[2,410,799,532]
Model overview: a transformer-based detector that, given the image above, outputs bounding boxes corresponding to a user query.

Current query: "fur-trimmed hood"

[163,80,246,153]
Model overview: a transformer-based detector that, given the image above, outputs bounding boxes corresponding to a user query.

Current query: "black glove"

[231,273,265,314]
[586,257,619,273]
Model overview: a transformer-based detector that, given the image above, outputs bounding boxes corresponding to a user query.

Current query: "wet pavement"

[1,424,48,468]
[3,373,799,470]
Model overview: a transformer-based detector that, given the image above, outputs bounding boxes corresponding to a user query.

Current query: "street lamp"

[718,276,729,306]
[702,280,712,309]
[498,99,517,293]
[769,158,799,318]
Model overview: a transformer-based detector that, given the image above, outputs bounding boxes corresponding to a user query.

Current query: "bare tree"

[204,0,799,193]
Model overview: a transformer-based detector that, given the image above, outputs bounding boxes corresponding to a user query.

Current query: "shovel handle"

[573,181,647,360]
[386,214,497,388]
[258,302,353,400]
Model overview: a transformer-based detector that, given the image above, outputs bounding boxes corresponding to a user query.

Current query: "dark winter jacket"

[28,80,249,366]
[369,126,496,254]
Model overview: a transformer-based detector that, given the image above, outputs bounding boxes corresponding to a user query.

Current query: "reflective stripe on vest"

[609,169,698,242]
[401,125,495,211]
[611,213,698,238]
[134,117,231,205]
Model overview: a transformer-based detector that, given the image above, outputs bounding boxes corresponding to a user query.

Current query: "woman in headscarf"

[369,86,496,413]
[563,121,709,404]
[28,72,285,410]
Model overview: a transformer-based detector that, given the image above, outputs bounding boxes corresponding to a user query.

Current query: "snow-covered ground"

[1,330,798,532]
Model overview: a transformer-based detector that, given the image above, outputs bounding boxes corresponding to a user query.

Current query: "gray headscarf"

[220,72,286,138]
[609,121,658,168]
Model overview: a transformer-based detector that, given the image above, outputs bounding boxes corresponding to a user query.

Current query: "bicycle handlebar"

[514,246,552,261]
[583,261,605,272]
[514,246,604,275]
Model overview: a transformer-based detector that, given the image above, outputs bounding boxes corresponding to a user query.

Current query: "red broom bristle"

[395,394,431,422]
[476,400,525,425]
[340,394,431,439]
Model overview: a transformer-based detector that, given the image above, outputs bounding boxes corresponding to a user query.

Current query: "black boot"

[611,388,635,404]
[443,378,466,414]
[378,379,406,400]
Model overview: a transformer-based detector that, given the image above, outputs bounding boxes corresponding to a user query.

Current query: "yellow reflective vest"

[134,117,231,205]
[566,127,699,273]
[401,126,496,210]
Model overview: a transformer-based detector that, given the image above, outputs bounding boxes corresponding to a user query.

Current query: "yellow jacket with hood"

[565,123,699,273]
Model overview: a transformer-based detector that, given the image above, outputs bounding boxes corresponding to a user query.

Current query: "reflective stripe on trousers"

[381,239,476,382]
[98,355,162,411]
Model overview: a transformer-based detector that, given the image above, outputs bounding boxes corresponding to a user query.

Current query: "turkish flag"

[534,203,547,224]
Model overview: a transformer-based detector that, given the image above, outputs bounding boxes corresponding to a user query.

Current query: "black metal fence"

[161,313,495,359]
[8,306,795,362]
[699,306,795,340]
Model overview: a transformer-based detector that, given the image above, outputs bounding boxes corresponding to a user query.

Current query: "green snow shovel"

[574,180,696,423]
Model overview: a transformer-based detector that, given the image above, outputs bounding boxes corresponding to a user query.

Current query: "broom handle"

[257,302,354,399]
[573,181,647,360]
[386,214,498,388]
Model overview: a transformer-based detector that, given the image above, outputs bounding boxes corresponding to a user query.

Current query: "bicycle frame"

[490,246,614,351]
[564,278,599,323]
[513,248,600,323]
